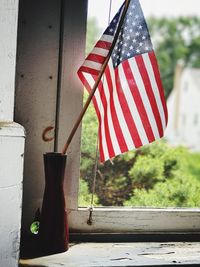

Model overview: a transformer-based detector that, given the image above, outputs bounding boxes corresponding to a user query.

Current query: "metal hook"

[42,126,55,142]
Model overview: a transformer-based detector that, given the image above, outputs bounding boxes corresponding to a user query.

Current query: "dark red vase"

[39,152,69,255]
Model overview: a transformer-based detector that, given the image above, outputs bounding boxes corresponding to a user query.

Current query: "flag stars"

[132,39,137,43]
[136,48,140,53]
[139,42,143,47]
[127,52,131,57]
[142,35,146,40]
[138,25,143,29]
[129,45,134,50]
[126,35,130,40]
[129,28,133,33]
[109,28,114,33]
[131,4,136,9]
[136,32,140,36]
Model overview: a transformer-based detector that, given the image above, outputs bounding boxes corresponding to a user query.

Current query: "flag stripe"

[95,78,115,159]
[122,60,155,143]
[109,61,136,150]
[149,52,168,125]
[129,56,160,139]
[136,54,164,137]
[83,60,102,71]
[116,66,144,147]
[86,54,106,64]
[96,40,112,50]
[143,52,167,129]
[78,66,99,76]
[104,66,128,154]
[91,47,109,57]
[100,34,114,43]
[83,73,109,161]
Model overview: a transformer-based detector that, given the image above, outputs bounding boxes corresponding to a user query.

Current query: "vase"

[39,152,69,255]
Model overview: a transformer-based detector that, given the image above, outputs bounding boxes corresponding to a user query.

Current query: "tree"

[148,16,200,97]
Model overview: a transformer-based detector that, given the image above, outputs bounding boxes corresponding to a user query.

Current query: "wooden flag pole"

[62,0,131,155]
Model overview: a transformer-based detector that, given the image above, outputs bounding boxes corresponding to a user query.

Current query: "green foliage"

[148,16,200,97]
[78,179,99,207]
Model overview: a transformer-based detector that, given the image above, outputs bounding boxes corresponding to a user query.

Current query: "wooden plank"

[69,208,200,233]
[15,0,61,235]
[0,123,25,267]
[56,0,88,210]
[0,0,19,121]
[19,242,200,266]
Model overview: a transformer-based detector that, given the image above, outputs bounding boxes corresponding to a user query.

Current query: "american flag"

[78,0,168,162]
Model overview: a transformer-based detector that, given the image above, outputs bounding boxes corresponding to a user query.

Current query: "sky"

[88,0,200,29]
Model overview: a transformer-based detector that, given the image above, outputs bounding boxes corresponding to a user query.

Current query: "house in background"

[165,65,200,151]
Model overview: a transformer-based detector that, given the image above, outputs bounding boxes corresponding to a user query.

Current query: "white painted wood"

[0,0,19,121]
[19,242,200,266]
[0,123,25,267]
[15,0,61,235]
[57,0,88,210]
[69,208,200,233]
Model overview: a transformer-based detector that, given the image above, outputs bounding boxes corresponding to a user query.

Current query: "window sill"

[20,242,200,267]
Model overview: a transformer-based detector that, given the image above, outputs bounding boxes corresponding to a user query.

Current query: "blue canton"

[109,0,153,68]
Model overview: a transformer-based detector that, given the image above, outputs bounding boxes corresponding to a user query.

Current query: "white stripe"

[108,61,135,151]
[103,72,121,156]
[83,60,102,71]
[128,58,160,139]
[83,72,109,161]
[100,34,113,43]
[118,64,149,145]
[92,47,109,57]
[142,53,166,129]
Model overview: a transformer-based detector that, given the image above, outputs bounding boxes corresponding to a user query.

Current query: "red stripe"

[148,51,168,125]
[77,71,100,120]
[115,67,142,148]
[122,60,155,143]
[96,40,111,50]
[86,54,106,64]
[104,66,128,153]
[135,55,164,137]
[78,66,99,76]
[78,71,105,161]
[92,75,115,160]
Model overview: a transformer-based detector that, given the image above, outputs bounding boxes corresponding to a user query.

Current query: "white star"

[142,36,146,40]
[113,53,116,57]
[126,36,130,40]
[138,25,143,30]
[124,26,128,30]
[131,4,136,9]
[117,55,120,59]
[129,45,134,50]
[122,50,125,54]
[127,52,131,57]
[129,12,133,16]
[135,15,139,19]
[136,32,140,36]
[126,19,130,23]
[124,43,128,47]
[120,57,123,61]
[139,42,143,47]
[113,19,117,23]
[145,46,149,51]
[136,48,140,53]
[109,28,114,33]
[132,39,137,43]
[132,21,136,26]
[129,29,133,33]
[115,46,118,50]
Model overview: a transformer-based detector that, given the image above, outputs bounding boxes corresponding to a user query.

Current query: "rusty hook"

[42,126,55,142]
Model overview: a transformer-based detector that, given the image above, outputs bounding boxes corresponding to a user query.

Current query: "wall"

[0,0,25,266]
[15,0,87,236]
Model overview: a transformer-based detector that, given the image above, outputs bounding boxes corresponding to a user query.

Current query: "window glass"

[79,0,200,209]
